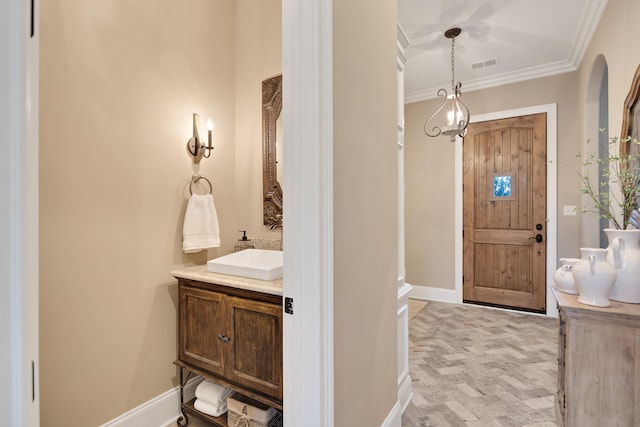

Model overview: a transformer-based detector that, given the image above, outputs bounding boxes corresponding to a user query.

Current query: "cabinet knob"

[218,334,231,343]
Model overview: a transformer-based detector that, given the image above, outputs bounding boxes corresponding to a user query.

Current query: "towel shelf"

[179,397,227,427]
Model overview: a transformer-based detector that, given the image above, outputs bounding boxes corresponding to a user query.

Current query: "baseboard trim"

[381,400,402,427]
[398,370,413,414]
[99,377,202,427]
[408,284,458,304]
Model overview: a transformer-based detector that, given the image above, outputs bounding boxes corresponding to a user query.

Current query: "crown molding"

[405,60,577,104]
[568,0,609,67]
[397,23,410,50]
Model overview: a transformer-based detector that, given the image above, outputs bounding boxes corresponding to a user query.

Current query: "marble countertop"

[170,264,283,296]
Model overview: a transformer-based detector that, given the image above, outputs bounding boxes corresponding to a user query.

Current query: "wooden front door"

[463,113,547,312]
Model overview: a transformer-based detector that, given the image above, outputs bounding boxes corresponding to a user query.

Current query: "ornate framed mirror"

[621,64,640,160]
[620,64,640,213]
[262,75,283,229]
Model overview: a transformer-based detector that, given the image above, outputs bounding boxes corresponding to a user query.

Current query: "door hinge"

[284,297,294,315]
[30,0,35,38]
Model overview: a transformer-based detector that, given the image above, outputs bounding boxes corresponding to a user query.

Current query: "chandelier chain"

[450,36,456,90]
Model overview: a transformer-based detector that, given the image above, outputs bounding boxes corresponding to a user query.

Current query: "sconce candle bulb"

[207,118,214,149]
[186,113,214,164]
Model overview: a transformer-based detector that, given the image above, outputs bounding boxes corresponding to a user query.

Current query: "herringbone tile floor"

[402,300,559,427]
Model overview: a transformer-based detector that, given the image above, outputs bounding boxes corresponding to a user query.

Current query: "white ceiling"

[398,0,609,103]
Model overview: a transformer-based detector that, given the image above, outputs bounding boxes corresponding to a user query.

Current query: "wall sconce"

[186,113,214,164]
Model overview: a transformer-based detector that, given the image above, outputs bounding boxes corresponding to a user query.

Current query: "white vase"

[604,229,640,304]
[572,248,616,307]
[553,258,580,294]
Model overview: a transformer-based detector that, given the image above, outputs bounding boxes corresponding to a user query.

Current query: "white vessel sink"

[207,249,283,280]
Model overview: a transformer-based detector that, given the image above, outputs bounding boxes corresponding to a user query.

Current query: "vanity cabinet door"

[179,287,227,377]
[226,296,283,400]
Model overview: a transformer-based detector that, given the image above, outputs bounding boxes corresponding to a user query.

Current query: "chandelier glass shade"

[424,27,470,142]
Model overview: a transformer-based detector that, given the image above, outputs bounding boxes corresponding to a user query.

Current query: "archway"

[582,54,609,248]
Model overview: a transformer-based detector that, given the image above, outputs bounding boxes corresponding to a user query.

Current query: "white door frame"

[282,0,334,425]
[1,0,40,425]
[456,104,558,317]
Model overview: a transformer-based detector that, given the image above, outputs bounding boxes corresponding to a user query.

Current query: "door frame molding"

[456,104,558,317]
[1,0,40,424]
[282,0,334,425]
[0,0,40,427]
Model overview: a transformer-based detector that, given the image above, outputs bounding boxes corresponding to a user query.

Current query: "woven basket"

[227,410,282,427]
[227,396,282,427]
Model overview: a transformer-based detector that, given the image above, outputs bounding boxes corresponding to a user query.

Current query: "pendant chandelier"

[424,27,470,142]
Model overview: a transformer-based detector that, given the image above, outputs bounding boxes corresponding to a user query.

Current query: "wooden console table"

[553,288,640,427]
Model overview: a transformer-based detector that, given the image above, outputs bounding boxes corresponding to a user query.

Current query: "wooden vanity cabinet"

[178,278,283,409]
[554,289,640,427]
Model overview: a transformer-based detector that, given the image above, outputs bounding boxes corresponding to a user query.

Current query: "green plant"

[577,132,640,230]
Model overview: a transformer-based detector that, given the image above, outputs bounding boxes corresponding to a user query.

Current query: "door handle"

[529,234,543,243]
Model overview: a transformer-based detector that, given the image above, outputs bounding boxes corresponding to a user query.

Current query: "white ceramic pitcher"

[604,229,640,304]
[553,258,580,294]
[572,247,616,307]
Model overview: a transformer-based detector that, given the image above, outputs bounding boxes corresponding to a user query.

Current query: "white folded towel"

[195,379,234,404]
[194,398,227,417]
[182,193,221,253]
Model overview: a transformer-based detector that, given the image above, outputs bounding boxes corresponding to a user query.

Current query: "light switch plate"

[563,205,577,216]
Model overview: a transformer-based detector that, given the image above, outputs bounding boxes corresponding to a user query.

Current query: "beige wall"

[405,0,640,291]
[39,0,280,425]
[333,0,399,425]
[234,0,282,242]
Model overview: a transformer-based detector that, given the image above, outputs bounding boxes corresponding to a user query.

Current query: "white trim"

[397,26,411,418]
[282,0,334,425]
[397,24,410,51]
[459,104,559,318]
[99,378,202,427]
[408,284,458,304]
[380,401,402,427]
[397,372,413,414]
[397,282,412,413]
[398,282,412,300]
[454,134,464,304]
[2,0,39,425]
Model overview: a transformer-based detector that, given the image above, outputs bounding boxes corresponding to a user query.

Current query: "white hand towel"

[182,193,220,253]
[195,379,234,404]
[194,398,227,417]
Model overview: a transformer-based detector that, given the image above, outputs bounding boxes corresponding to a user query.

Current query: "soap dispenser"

[234,230,254,252]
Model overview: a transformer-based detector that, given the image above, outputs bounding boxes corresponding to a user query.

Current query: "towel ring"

[190,175,213,195]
